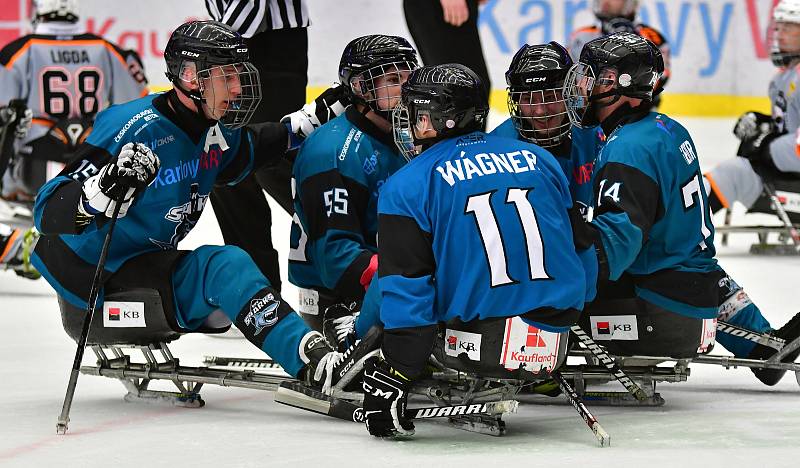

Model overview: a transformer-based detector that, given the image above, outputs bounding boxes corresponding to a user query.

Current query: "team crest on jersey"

[363,151,378,175]
[244,293,281,335]
[149,183,208,250]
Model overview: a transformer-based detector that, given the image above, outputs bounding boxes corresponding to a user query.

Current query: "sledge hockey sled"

[59,287,292,411]
[717,178,800,255]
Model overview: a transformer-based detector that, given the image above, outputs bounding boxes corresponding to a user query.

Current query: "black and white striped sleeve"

[205,0,310,37]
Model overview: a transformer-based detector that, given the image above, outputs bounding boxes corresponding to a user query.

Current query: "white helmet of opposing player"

[32,0,79,24]
[774,0,800,24]
[772,0,800,67]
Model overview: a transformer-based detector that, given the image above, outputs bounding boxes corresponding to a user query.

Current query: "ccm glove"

[362,356,414,438]
[81,142,160,218]
[281,84,348,148]
[733,111,773,141]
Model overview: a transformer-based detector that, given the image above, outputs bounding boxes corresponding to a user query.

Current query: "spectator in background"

[402,0,491,95]
[204,0,311,291]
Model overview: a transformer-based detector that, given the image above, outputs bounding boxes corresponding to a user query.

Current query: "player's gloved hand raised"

[733,111,773,142]
[81,142,160,218]
[281,84,348,148]
[362,356,414,438]
[733,112,782,167]
[0,100,33,139]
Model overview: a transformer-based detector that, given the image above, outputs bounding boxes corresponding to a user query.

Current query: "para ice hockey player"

[360,63,595,438]
[564,32,800,383]
[0,0,148,202]
[704,0,800,222]
[289,35,419,333]
[32,21,347,390]
[490,41,604,210]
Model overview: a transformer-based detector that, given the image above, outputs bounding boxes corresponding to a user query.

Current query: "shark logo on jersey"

[150,183,208,249]
[244,293,281,335]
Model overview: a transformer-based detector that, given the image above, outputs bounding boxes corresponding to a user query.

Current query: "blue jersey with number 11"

[377,132,594,333]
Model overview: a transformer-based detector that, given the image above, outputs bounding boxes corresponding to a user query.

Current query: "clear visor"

[197,62,262,129]
[391,103,418,161]
[351,61,415,117]
[508,88,571,147]
[563,62,597,129]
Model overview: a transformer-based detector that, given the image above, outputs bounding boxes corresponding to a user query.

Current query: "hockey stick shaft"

[717,321,785,350]
[56,198,124,435]
[551,371,610,447]
[763,182,800,247]
[569,325,648,401]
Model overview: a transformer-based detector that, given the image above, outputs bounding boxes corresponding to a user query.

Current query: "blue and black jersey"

[490,118,603,209]
[289,107,407,300]
[32,91,289,308]
[591,112,724,318]
[377,131,594,333]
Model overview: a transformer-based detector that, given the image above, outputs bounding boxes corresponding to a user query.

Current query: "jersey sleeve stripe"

[702,172,730,209]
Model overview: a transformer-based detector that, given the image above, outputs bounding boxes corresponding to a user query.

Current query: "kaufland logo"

[0,1,30,48]
[525,327,547,348]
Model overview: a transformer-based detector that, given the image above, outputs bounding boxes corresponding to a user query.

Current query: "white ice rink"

[1,115,799,467]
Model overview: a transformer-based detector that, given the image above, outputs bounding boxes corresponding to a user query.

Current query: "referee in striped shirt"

[205,0,310,292]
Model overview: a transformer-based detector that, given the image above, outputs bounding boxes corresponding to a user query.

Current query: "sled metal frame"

[717,208,800,255]
[80,342,291,407]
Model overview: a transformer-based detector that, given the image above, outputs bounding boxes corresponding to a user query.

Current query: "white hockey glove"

[281,84,348,148]
[0,101,33,139]
[81,142,160,218]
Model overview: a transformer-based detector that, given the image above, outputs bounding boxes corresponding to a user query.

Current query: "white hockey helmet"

[32,0,79,24]
[772,0,800,66]
[593,0,639,21]
[774,0,800,24]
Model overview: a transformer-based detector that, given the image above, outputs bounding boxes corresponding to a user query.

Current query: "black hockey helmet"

[164,21,261,129]
[392,63,489,161]
[505,42,573,147]
[564,32,663,128]
[339,35,419,120]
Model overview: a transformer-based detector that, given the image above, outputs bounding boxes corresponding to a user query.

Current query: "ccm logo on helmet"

[525,77,546,83]
[413,99,431,104]
[181,51,200,57]
[237,48,248,53]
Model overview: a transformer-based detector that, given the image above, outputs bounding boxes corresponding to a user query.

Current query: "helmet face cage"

[195,62,262,129]
[391,103,418,161]
[771,15,800,67]
[350,60,416,119]
[564,62,598,129]
[508,87,570,147]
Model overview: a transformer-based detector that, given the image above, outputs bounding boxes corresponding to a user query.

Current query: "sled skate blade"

[749,243,800,256]
[123,389,204,408]
[446,414,506,436]
[275,381,364,422]
[581,391,665,406]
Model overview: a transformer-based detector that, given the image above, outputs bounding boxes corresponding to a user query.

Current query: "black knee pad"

[233,287,295,349]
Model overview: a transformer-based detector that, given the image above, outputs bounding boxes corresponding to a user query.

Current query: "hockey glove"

[81,142,160,218]
[281,84,348,148]
[362,356,414,438]
[733,111,773,142]
[0,101,32,139]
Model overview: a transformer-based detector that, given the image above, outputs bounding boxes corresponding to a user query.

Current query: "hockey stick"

[0,100,25,181]
[551,370,610,447]
[203,355,283,369]
[717,321,785,351]
[569,325,649,401]
[762,182,800,248]
[275,381,518,423]
[56,197,124,435]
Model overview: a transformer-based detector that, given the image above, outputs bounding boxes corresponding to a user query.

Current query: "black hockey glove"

[81,142,160,218]
[281,84,349,148]
[0,100,33,140]
[734,112,781,168]
[362,356,415,438]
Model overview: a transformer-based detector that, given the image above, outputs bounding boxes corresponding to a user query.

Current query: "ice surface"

[1,116,798,467]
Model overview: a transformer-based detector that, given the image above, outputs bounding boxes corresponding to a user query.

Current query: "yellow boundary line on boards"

[150,85,771,118]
